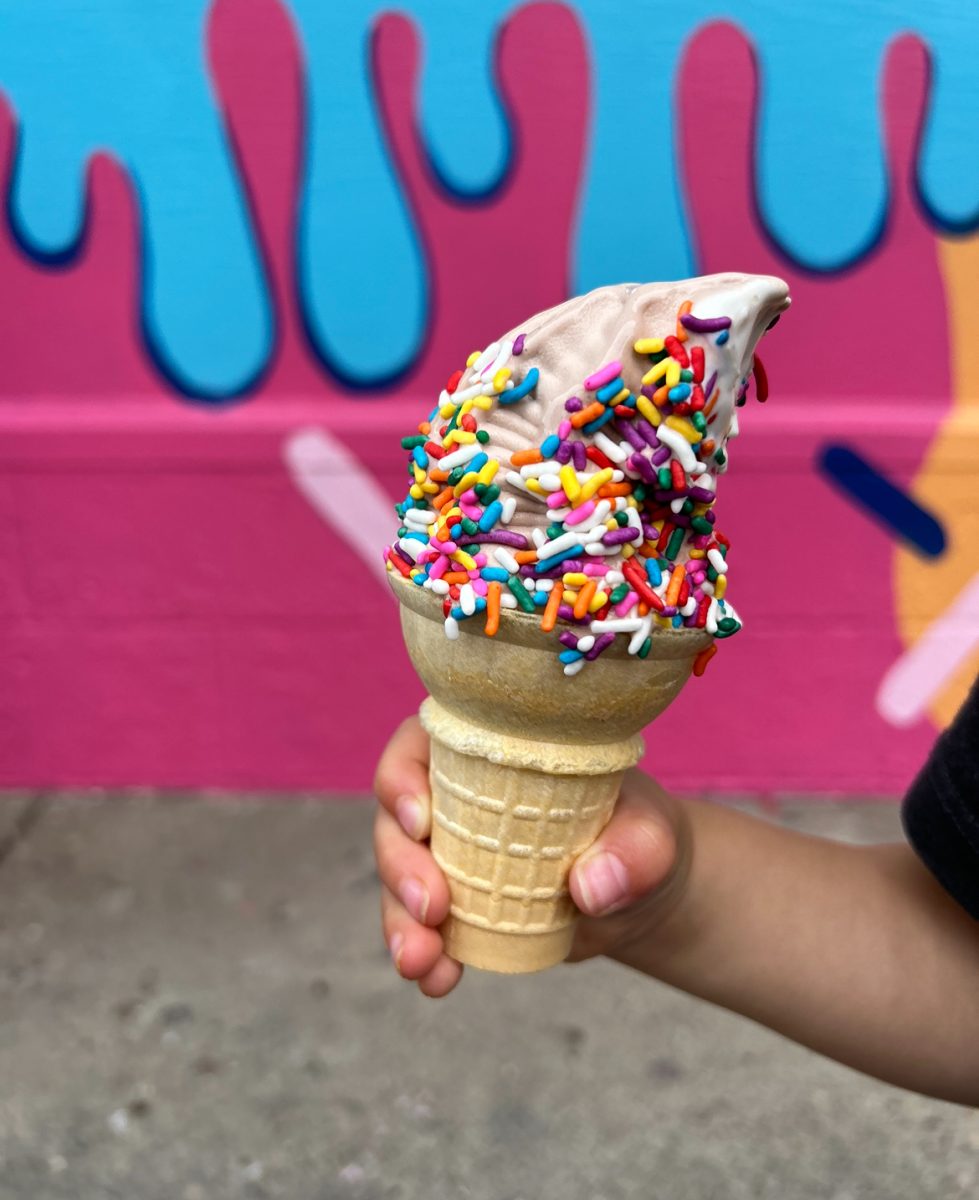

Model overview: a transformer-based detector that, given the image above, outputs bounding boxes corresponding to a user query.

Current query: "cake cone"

[391,572,710,974]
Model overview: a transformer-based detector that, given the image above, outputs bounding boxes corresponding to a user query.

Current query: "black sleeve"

[901,676,979,919]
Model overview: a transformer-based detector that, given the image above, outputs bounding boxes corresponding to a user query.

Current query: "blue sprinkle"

[715,330,730,345]
[559,649,584,665]
[540,434,561,458]
[481,567,509,582]
[450,598,487,621]
[533,592,548,607]
[582,407,616,435]
[411,446,428,469]
[412,572,427,586]
[668,384,692,402]
[469,452,489,475]
[500,366,540,405]
[536,545,579,573]
[672,614,683,628]
[645,559,662,586]
[402,531,428,542]
[449,524,462,538]
[596,376,625,404]
[478,500,504,532]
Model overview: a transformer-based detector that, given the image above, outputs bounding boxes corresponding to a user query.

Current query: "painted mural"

[0,0,975,794]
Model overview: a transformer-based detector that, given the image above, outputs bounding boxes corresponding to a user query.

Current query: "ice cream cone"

[390,572,710,973]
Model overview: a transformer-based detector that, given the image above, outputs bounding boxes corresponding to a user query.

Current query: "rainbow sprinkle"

[384,299,772,677]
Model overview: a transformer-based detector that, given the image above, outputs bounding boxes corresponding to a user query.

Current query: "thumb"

[569,770,682,918]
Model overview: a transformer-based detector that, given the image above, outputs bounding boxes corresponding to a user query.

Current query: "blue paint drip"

[818,444,946,558]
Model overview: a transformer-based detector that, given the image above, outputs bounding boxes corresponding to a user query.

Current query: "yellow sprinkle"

[634,338,664,355]
[409,484,424,500]
[492,368,511,393]
[453,430,477,445]
[611,387,630,406]
[477,459,499,486]
[526,478,546,496]
[439,402,457,419]
[559,464,581,503]
[442,430,459,448]
[654,613,672,628]
[666,360,681,388]
[412,464,427,484]
[563,572,589,587]
[420,479,439,495]
[625,496,639,509]
[714,575,728,599]
[604,519,617,532]
[459,398,474,416]
[453,471,478,497]
[588,591,608,614]
[471,395,493,410]
[636,396,662,427]
[622,544,635,559]
[385,560,393,572]
[466,350,481,368]
[579,467,613,503]
[453,550,477,571]
[409,567,423,580]
[689,548,706,559]
[664,415,703,444]
[641,359,670,387]
[562,589,578,605]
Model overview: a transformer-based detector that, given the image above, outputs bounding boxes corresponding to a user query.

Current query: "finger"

[417,954,464,999]
[374,715,432,840]
[374,806,451,927]
[381,886,445,981]
[569,771,680,918]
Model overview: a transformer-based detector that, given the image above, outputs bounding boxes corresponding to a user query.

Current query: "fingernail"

[389,932,404,972]
[395,794,426,840]
[577,851,629,916]
[399,877,429,924]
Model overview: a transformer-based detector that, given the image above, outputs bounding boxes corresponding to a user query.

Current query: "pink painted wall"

[1,1,975,795]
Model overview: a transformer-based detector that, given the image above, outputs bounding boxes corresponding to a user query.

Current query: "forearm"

[612,802,979,1105]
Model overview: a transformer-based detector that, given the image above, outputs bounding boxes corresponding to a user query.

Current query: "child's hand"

[373,717,690,997]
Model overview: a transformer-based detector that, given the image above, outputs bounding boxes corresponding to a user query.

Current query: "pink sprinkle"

[460,501,481,520]
[432,538,457,555]
[546,490,570,509]
[460,488,479,505]
[565,500,596,526]
[690,534,711,549]
[558,419,572,439]
[692,587,705,602]
[429,556,450,580]
[471,578,489,597]
[583,562,606,576]
[584,361,622,391]
[614,591,639,617]
[473,552,488,567]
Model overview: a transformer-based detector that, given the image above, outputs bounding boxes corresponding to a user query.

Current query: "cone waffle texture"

[390,573,710,974]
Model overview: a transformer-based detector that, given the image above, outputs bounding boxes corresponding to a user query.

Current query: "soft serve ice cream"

[385,274,790,676]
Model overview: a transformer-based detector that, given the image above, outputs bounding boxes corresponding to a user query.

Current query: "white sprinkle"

[706,599,719,635]
[611,469,625,483]
[500,592,518,609]
[439,442,481,471]
[531,528,547,549]
[505,471,548,503]
[537,473,562,491]
[701,581,715,596]
[572,500,612,533]
[537,531,581,560]
[680,597,698,617]
[707,548,728,574]
[403,508,437,525]
[670,497,686,514]
[594,432,628,463]
[500,496,517,524]
[590,618,644,634]
[577,635,596,653]
[444,616,460,640]
[450,381,492,403]
[460,583,476,616]
[471,341,500,378]
[535,578,555,592]
[493,547,520,574]
[729,412,740,438]
[564,659,586,677]
[656,424,698,472]
[605,569,625,586]
[397,537,424,562]
[584,542,617,556]
[628,615,654,654]
[429,578,449,596]
[520,461,557,478]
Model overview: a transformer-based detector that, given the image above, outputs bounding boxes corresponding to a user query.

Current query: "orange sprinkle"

[637,601,650,616]
[597,483,633,498]
[700,438,716,456]
[693,643,717,678]
[653,385,671,406]
[429,468,450,483]
[540,585,562,633]
[514,549,538,564]
[442,571,470,585]
[675,299,692,342]
[433,487,455,510]
[666,566,684,606]
[419,421,431,435]
[573,579,597,619]
[704,391,718,417]
[511,448,543,466]
[485,582,501,637]
[570,402,605,428]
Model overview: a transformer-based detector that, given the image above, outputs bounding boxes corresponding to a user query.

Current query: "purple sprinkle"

[703,371,717,399]
[688,486,715,503]
[513,333,526,355]
[661,605,679,618]
[634,417,659,447]
[630,454,656,484]
[602,526,641,546]
[461,530,528,549]
[556,441,573,464]
[670,513,692,529]
[680,313,732,333]
[564,395,583,413]
[572,442,587,471]
[393,544,415,566]
[559,630,579,649]
[653,490,678,504]
[616,420,646,451]
[651,446,672,467]
[639,384,656,400]
[704,509,716,525]
[585,632,616,661]
[558,604,591,624]
[642,521,659,540]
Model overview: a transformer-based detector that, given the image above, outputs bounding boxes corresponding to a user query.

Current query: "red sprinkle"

[624,561,665,610]
[446,369,463,394]
[614,404,635,417]
[753,353,769,402]
[460,413,477,433]
[387,550,411,578]
[690,346,705,383]
[586,446,614,470]
[693,643,717,677]
[695,598,710,628]
[664,335,689,368]
[656,522,675,553]
[671,461,685,491]
[690,386,705,411]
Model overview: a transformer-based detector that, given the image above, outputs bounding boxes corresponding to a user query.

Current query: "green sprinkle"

[614,511,629,527]
[680,369,694,383]
[447,467,466,486]
[445,409,461,433]
[657,468,672,490]
[610,583,630,604]
[508,577,536,614]
[632,484,647,502]
[714,620,742,639]
[681,499,694,515]
[460,518,479,536]
[691,412,707,434]
[476,430,490,444]
[690,517,713,535]
[707,565,718,582]
[666,526,685,560]
[648,349,668,364]
[397,526,408,538]
[638,636,652,659]
[547,524,564,540]
[401,435,426,449]
[482,484,500,504]
[474,483,488,500]
[714,449,727,467]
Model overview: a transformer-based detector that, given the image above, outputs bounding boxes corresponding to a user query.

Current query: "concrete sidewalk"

[0,794,974,1200]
